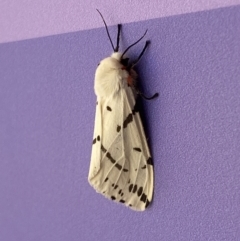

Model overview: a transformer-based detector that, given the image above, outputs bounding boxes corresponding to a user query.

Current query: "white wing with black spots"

[88,53,154,211]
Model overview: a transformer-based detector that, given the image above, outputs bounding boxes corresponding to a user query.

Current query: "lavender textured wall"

[1,0,240,43]
[1,4,240,241]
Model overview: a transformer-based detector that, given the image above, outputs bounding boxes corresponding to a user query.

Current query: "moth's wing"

[88,100,103,180]
[88,87,153,211]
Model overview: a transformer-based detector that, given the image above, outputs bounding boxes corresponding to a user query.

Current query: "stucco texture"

[0,3,240,241]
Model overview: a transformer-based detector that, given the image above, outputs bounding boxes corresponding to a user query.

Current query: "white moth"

[88,10,157,211]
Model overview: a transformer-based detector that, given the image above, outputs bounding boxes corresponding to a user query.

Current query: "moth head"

[95,10,148,98]
[94,54,128,98]
[96,53,123,72]
[111,52,129,67]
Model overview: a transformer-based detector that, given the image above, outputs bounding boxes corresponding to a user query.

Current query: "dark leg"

[137,90,159,100]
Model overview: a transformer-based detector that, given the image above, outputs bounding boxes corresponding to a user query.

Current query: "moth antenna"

[96,9,115,52]
[121,30,148,59]
[115,24,122,52]
[131,41,150,67]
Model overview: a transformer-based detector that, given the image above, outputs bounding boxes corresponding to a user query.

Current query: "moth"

[88,10,158,211]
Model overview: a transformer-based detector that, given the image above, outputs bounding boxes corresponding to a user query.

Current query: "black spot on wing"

[106,152,116,164]
[123,168,128,172]
[115,163,122,170]
[101,145,107,153]
[133,185,138,193]
[104,177,108,182]
[141,165,146,169]
[140,193,147,203]
[133,147,141,152]
[123,114,133,128]
[122,99,140,129]
[147,157,153,165]
[111,196,116,200]
[114,185,118,189]
[119,200,125,203]
[97,135,100,141]
[100,145,125,171]
[137,187,143,197]
[145,199,150,208]
[118,189,122,195]
[117,125,121,132]
[129,184,133,192]
[106,106,112,111]
[92,138,96,144]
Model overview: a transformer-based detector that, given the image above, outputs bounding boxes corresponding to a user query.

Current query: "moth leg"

[137,91,159,100]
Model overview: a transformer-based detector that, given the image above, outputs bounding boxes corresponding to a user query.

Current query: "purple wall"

[1,5,240,241]
[1,0,240,43]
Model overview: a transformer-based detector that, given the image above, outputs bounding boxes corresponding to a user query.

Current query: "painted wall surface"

[0,2,240,241]
[1,0,240,43]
